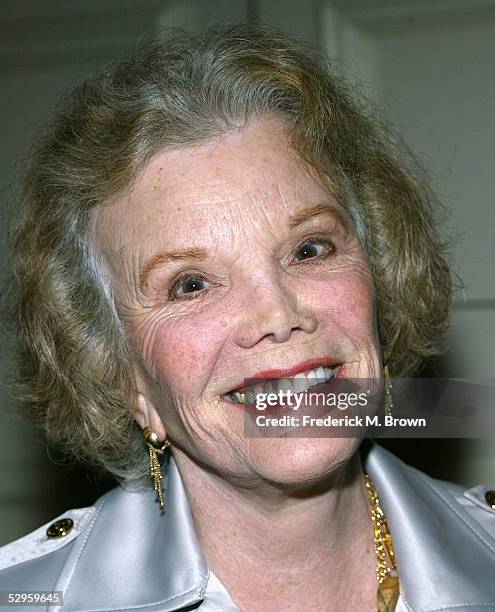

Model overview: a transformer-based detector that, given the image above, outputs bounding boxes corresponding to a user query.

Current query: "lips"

[247,357,342,381]
[221,357,343,405]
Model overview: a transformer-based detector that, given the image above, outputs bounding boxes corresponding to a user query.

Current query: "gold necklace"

[364,473,400,612]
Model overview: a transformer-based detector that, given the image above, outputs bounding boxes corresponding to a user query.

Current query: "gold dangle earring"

[383,365,394,417]
[143,427,171,509]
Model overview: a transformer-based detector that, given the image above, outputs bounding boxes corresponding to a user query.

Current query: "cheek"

[311,272,376,341]
[139,309,230,396]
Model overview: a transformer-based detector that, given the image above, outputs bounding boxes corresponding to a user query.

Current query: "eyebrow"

[139,247,208,290]
[288,203,349,230]
[139,204,348,291]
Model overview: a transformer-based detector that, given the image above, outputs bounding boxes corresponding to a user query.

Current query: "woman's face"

[94,116,382,488]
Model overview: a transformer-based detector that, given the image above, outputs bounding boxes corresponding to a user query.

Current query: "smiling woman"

[0,22,494,612]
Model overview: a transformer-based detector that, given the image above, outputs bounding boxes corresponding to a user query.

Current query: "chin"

[247,437,361,488]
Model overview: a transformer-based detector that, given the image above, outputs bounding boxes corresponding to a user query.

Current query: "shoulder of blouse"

[363,441,495,611]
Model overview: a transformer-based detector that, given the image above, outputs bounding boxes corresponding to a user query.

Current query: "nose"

[234,276,318,349]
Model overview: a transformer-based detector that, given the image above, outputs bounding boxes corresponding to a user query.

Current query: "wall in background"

[0,0,493,545]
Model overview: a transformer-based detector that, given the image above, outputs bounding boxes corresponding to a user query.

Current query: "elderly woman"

[0,23,494,612]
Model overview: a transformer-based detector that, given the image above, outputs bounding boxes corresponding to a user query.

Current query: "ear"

[135,393,167,440]
[133,367,167,441]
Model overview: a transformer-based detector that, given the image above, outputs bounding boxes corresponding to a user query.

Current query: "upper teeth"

[228,366,338,404]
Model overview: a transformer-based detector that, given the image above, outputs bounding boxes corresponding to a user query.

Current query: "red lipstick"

[226,357,341,394]
[250,357,340,380]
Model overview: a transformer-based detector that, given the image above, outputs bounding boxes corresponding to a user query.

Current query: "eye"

[292,239,335,263]
[168,274,210,300]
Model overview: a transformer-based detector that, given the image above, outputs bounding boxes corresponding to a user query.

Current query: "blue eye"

[170,274,210,300]
[293,240,334,263]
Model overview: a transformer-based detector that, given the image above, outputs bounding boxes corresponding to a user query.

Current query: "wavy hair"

[5,23,452,483]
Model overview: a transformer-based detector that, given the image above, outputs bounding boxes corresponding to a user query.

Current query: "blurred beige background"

[0,0,494,545]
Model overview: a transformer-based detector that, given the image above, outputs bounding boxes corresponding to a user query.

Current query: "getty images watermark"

[240,377,495,438]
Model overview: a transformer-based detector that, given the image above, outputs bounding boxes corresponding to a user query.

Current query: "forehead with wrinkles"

[91,117,339,297]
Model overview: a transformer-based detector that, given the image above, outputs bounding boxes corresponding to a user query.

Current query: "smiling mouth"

[222,364,342,405]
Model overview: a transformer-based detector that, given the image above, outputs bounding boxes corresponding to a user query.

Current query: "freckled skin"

[93,116,382,491]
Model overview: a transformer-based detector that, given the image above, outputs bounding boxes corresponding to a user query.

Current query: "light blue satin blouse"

[0,440,494,611]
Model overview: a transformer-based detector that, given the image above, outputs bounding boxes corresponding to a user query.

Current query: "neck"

[172,448,378,611]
